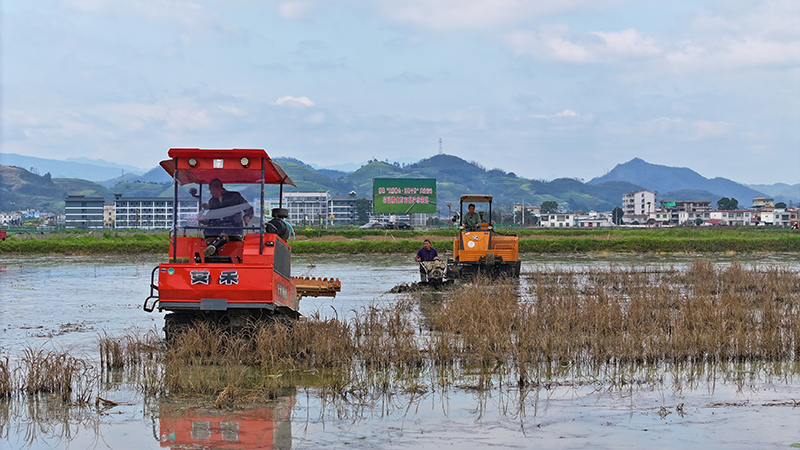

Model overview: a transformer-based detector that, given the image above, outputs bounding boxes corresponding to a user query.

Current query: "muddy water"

[1,253,800,449]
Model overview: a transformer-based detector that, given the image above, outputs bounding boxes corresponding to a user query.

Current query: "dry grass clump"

[353,298,424,370]
[98,329,164,397]
[162,316,355,396]
[417,262,800,386]
[19,348,94,403]
[524,262,799,366]
[0,356,12,398]
[426,279,519,367]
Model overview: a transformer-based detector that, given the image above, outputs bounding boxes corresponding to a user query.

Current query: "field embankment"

[0,228,798,254]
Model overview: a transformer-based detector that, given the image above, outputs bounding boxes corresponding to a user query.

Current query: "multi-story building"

[679,210,713,225]
[0,211,19,226]
[758,209,797,227]
[660,200,712,225]
[705,210,754,226]
[330,193,358,226]
[513,204,541,215]
[575,211,613,227]
[752,196,774,210]
[65,195,105,229]
[650,211,671,226]
[540,213,574,228]
[283,191,330,226]
[103,205,115,228]
[623,190,656,216]
[113,195,198,229]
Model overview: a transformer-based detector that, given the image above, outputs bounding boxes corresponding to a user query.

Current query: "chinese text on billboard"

[373,178,436,214]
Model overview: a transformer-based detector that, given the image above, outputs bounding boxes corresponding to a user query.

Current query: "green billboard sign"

[373,178,437,214]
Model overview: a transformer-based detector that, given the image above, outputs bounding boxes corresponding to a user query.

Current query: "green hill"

[3,154,648,214]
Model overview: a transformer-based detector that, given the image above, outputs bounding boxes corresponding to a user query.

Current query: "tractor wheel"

[164,312,198,342]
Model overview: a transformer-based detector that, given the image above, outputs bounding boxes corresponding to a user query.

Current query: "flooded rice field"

[1,253,800,449]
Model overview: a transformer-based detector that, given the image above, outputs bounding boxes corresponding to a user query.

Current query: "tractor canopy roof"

[460,194,493,204]
[159,148,295,186]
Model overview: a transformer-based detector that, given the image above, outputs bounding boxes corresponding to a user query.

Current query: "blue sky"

[1,0,798,184]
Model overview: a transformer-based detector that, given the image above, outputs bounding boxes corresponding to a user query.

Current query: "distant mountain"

[746,183,792,197]
[661,189,720,202]
[0,153,144,182]
[746,183,800,205]
[589,158,767,206]
[0,165,113,212]
[316,169,350,179]
[4,154,796,215]
[64,156,146,173]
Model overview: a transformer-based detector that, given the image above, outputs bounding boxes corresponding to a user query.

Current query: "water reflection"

[0,360,798,450]
[157,392,294,450]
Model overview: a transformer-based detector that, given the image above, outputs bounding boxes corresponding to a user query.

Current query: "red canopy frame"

[159,148,295,186]
[160,148,294,260]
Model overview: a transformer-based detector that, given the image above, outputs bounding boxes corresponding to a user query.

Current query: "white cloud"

[529,109,579,119]
[265,0,623,31]
[507,27,661,64]
[691,120,732,139]
[503,1,799,70]
[666,37,800,69]
[62,0,245,43]
[375,0,622,31]
[277,1,315,19]
[275,96,315,107]
[591,29,661,58]
[217,105,247,117]
[305,112,326,124]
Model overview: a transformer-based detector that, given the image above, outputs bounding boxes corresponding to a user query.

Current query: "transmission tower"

[439,138,442,154]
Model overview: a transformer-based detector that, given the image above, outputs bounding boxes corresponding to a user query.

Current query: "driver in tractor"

[461,203,483,230]
[201,178,254,256]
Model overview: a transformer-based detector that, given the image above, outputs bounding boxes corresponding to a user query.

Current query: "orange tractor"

[446,194,521,279]
[143,148,340,337]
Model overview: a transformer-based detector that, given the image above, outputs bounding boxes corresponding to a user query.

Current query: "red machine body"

[144,149,339,333]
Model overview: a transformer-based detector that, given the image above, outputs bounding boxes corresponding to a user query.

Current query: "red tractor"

[144,148,340,337]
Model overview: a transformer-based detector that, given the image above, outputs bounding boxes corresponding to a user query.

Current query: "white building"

[283,191,331,226]
[623,190,656,216]
[622,213,649,225]
[540,213,575,227]
[575,211,613,228]
[679,210,713,225]
[0,211,21,226]
[758,209,797,227]
[114,196,198,229]
[706,210,754,226]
